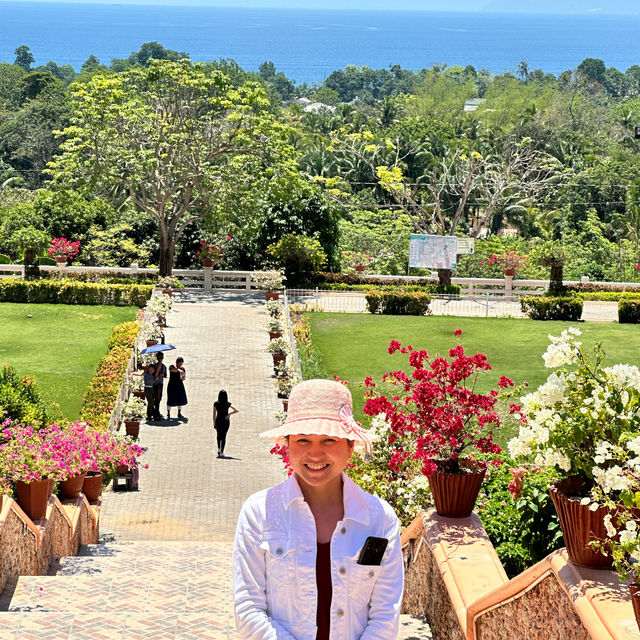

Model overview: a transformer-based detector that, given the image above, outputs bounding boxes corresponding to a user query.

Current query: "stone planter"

[59,473,85,500]
[15,478,51,520]
[630,584,640,632]
[549,477,617,569]
[82,473,103,502]
[124,420,140,438]
[428,464,486,518]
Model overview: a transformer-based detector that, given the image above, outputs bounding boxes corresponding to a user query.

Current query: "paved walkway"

[100,290,287,541]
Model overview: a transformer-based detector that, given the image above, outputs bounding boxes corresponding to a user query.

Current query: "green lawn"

[308,313,640,419]
[0,303,137,419]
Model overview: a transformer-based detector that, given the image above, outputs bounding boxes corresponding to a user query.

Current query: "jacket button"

[340,527,346,534]
[339,567,346,575]
[276,547,283,555]
[337,609,345,617]
[368,571,375,578]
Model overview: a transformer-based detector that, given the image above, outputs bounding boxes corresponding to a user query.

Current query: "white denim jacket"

[233,473,404,640]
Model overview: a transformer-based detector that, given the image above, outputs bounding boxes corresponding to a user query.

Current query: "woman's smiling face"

[288,434,354,491]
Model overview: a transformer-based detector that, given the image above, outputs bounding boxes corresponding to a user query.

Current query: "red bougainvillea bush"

[362,331,515,477]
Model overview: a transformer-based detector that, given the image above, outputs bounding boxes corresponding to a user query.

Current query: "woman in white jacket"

[233,378,404,640]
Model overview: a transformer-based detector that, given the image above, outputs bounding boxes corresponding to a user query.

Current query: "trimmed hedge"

[0,278,152,307]
[365,290,431,315]
[306,271,460,294]
[566,283,640,294]
[619,300,640,324]
[577,291,640,302]
[80,321,140,432]
[520,296,583,321]
[316,282,461,295]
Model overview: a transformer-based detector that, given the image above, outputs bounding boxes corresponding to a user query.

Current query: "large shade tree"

[49,59,290,274]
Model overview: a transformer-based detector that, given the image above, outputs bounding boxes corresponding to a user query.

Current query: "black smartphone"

[356,536,388,566]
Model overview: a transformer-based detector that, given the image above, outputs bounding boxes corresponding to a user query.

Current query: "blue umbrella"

[140,343,176,355]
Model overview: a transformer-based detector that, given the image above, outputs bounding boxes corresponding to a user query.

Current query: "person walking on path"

[167,356,188,420]
[152,352,167,421]
[144,363,156,421]
[213,389,238,458]
[233,378,404,640]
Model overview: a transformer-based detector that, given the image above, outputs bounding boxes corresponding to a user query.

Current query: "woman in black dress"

[167,357,188,420]
[213,389,238,458]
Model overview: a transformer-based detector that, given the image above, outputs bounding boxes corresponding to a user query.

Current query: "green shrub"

[365,290,431,315]
[0,278,152,307]
[0,254,11,264]
[37,256,56,266]
[307,271,460,294]
[520,296,583,321]
[619,299,640,324]
[579,291,640,302]
[476,457,563,577]
[80,321,139,432]
[0,364,49,428]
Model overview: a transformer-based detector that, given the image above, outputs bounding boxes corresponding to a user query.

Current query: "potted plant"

[266,300,284,318]
[120,396,146,438]
[127,372,146,399]
[140,320,164,346]
[482,250,527,277]
[49,237,81,265]
[157,275,178,297]
[508,327,640,568]
[266,336,290,368]
[266,314,284,340]
[343,249,374,273]
[194,241,223,268]
[145,291,173,326]
[363,331,511,518]
[254,271,285,300]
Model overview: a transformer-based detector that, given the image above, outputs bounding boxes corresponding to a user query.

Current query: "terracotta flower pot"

[15,478,51,520]
[54,256,67,265]
[162,288,173,297]
[549,477,616,569]
[354,264,366,273]
[82,473,103,502]
[428,464,487,518]
[124,420,140,438]
[115,465,129,475]
[146,339,159,347]
[269,331,282,340]
[266,291,280,301]
[202,260,215,268]
[272,353,286,367]
[133,390,146,399]
[59,473,85,500]
[503,268,516,277]
[282,399,289,412]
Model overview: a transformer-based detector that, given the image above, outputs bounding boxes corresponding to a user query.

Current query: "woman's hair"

[217,389,229,404]
[176,357,184,365]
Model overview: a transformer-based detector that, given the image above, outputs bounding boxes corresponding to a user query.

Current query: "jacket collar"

[283,472,370,526]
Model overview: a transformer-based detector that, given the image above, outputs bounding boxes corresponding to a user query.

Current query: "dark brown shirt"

[316,542,332,640]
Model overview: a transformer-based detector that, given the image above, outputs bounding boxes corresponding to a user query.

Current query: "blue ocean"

[1,1,640,84]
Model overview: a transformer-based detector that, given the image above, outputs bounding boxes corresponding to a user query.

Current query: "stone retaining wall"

[401,508,637,640]
[0,494,100,592]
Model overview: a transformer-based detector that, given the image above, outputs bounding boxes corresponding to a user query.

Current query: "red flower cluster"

[363,331,512,477]
[49,237,81,259]
[480,251,527,271]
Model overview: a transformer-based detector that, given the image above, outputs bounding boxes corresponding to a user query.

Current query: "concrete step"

[49,541,232,577]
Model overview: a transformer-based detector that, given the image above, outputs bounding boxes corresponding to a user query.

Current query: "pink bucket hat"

[259,379,379,451]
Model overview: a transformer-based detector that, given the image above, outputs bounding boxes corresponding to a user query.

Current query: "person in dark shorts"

[167,357,188,420]
[152,352,167,420]
[213,389,238,458]
[144,363,156,421]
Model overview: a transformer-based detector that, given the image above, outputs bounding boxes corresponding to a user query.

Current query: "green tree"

[267,232,327,286]
[14,45,34,72]
[50,60,289,275]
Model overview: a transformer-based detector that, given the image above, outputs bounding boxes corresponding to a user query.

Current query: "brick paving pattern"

[0,290,432,639]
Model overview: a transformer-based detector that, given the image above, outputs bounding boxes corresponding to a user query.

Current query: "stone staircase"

[0,539,432,640]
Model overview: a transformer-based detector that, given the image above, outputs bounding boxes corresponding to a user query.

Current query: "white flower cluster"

[145,292,173,316]
[602,363,640,393]
[541,327,582,368]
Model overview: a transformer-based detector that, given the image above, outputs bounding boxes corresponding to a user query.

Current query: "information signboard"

[409,234,457,269]
[456,237,475,255]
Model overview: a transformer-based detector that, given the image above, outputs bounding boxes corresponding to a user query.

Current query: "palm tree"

[517,59,530,82]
